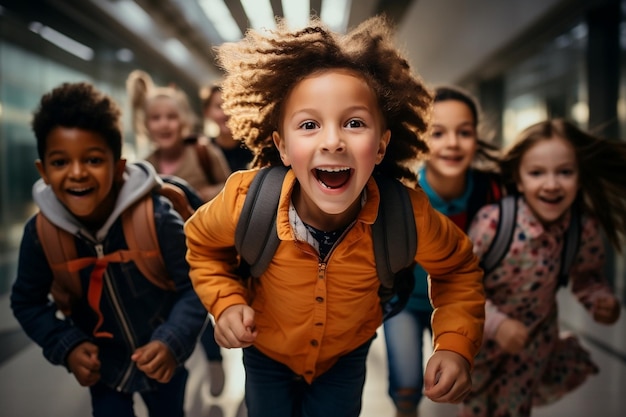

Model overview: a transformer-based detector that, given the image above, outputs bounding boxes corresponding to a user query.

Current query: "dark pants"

[200,319,223,361]
[243,338,373,417]
[89,367,188,417]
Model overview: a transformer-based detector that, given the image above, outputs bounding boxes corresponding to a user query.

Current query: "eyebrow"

[46,146,108,157]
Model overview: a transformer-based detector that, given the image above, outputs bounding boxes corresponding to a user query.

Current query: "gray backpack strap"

[558,203,581,287]
[372,175,417,289]
[481,195,517,275]
[234,166,289,277]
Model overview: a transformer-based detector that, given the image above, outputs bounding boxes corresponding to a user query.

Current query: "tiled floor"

[1,288,625,417]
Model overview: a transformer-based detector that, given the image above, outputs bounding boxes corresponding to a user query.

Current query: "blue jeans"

[89,367,188,417]
[243,338,373,417]
[383,309,432,413]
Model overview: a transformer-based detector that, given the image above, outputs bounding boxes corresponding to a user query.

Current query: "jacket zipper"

[94,243,137,391]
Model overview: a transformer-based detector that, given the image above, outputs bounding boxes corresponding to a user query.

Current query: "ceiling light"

[282,0,309,29]
[28,21,94,61]
[198,0,243,42]
[241,0,276,31]
[321,0,351,32]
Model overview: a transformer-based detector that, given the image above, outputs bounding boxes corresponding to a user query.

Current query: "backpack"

[184,135,217,184]
[36,175,203,331]
[234,166,417,321]
[480,195,581,287]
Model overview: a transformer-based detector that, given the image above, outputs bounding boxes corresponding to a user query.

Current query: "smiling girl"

[384,86,503,417]
[462,118,626,417]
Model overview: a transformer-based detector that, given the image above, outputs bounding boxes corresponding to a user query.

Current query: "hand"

[423,350,472,403]
[494,318,528,354]
[131,340,177,383]
[214,304,258,348]
[67,341,101,386]
[593,294,621,324]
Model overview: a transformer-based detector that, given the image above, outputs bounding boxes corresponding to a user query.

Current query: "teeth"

[69,187,90,192]
[317,167,350,172]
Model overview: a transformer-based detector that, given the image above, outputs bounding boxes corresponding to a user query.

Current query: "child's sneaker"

[209,360,225,396]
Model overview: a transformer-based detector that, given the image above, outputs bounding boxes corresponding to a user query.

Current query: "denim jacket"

[11,161,207,393]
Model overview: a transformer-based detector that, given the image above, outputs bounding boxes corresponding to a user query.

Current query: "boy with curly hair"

[185,16,485,417]
[11,82,206,417]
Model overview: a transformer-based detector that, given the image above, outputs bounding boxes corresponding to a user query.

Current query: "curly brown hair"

[501,118,626,250]
[216,15,432,183]
[32,82,122,162]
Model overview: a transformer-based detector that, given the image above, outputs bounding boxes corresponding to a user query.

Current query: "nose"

[543,173,560,190]
[321,127,345,153]
[69,161,87,179]
[445,132,460,147]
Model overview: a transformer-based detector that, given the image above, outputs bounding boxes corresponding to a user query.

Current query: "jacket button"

[310,339,319,347]
[315,297,324,303]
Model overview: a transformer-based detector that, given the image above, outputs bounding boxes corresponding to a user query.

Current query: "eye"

[49,158,68,168]
[299,121,318,130]
[86,157,105,165]
[346,119,365,128]
[559,168,575,176]
[528,170,543,177]
[459,129,475,138]
[429,130,443,139]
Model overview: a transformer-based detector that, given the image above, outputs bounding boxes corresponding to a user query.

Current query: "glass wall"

[501,21,588,146]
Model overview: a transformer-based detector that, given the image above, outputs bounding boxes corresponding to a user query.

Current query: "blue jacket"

[10,161,207,393]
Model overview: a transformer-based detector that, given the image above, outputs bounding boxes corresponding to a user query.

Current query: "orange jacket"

[185,169,485,383]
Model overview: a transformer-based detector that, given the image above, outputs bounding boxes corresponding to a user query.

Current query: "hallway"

[1,288,625,417]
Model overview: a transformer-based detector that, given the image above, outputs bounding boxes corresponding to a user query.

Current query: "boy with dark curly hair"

[11,82,206,417]
[185,15,485,417]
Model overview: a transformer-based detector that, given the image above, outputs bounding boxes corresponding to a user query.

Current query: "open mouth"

[314,167,352,189]
[440,155,464,162]
[539,196,563,204]
[67,187,94,197]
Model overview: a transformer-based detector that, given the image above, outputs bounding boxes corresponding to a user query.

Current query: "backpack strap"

[122,194,176,291]
[235,166,288,277]
[36,213,83,316]
[480,195,517,275]
[194,138,217,184]
[558,203,581,287]
[372,174,417,290]
[372,175,417,321]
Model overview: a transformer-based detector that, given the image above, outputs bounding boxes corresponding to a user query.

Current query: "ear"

[114,159,127,183]
[375,130,391,165]
[516,181,524,194]
[272,131,291,167]
[35,159,49,184]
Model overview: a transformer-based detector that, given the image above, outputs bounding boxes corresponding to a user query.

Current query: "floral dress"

[460,197,612,417]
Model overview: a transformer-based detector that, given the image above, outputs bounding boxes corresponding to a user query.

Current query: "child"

[127,70,231,202]
[185,16,485,417]
[127,70,230,396]
[200,82,254,172]
[462,118,626,417]
[10,82,207,417]
[384,85,503,417]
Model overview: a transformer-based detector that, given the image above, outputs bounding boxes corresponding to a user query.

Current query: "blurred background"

[0,1,625,415]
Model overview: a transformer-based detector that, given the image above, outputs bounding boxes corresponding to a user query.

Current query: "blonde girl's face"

[145,96,185,150]
[426,99,478,180]
[273,69,390,229]
[516,135,579,226]
[205,90,231,136]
